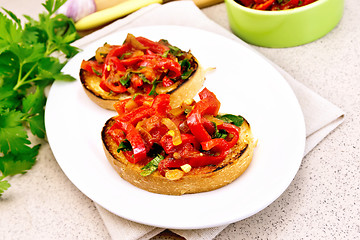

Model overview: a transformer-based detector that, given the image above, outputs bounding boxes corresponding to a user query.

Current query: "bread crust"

[80,56,205,110]
[102,117,256,195]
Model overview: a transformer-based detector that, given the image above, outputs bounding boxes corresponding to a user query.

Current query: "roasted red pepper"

[115,120,147,163]
[136,36,169,54]
[217,123,240,149]
[81,34,192,97]
[187,88,220,142]
[108,88,242,176]
[80,60,102,76]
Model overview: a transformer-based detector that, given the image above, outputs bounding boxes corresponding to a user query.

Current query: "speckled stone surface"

[1,1,359,240]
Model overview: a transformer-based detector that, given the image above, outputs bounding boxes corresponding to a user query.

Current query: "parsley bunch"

[0,0,79,196]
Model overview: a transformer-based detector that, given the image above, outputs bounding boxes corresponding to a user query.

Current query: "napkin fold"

[73,1,344,239]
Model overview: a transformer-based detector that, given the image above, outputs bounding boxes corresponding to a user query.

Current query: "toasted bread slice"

[80,43,205,110]
[102,117,256,195]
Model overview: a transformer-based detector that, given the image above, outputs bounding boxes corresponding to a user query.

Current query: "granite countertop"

[1,0,359,239]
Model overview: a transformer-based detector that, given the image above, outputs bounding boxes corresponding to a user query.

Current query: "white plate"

[45,26,305,229]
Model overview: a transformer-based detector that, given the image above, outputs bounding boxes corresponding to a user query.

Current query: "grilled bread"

[80,34,205,110]
[101,88,256,195]
[102,117,255,195]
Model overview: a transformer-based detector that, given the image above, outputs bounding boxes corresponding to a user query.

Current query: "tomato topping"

[107,88,243,176]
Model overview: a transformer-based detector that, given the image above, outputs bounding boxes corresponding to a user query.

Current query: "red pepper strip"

[116,121,147,163]
[101,73,128,93]
[102,56,126,80]
[160,134,200,154]
[157,156,188,176]
[254,0,275,10]
[107,43,131,58]
[217,123,240,149]
[188,150,229,167]
[187,88,221,142]
[187,112,211,142]
[117,105,154,125]
[151,94,170,116]
[119,55,155,67]
[131,74,143,88]
[155,58,181,78]
[136,37,169,54]
[107,122,125,146]
[99,80,111,92]
[80,60,103,76]
[100,56,128,93]
[113,99,130,116]
[101,44,130,87]
[201,138,230,151]
[201,117,216,136]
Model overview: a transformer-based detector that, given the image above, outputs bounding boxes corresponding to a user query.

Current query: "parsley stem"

[13,62,39,90]
[45,43,58,56]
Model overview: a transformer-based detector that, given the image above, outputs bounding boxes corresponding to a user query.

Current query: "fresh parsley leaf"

[0,145,40,176]
[22,86,46,138]
[0,0,79,197]
[216,114,244,127]
[0,176,11,197]
[0,12,22,52]
[0,85,22,109]
[140,154,165,176]
[0,109,30,155]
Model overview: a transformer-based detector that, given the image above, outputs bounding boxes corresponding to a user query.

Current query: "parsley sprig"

[0,0,79,197]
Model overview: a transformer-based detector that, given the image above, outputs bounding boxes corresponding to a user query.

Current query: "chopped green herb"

[212,123,229,139]
[138,73,151,84]
[216,114,244,127]
[119,73,131,87]
[117,139,132,152]
[168,45,183,57]
[140,154,164,176]
[180,59,194,80]
[148,80,161,96]
[118,52,132,60]
[91,67,102,76]
[161,50,169,58]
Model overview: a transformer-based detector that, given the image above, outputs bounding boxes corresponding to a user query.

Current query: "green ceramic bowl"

[225,0,344,48]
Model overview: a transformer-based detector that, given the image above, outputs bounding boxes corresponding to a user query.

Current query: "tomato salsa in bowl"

[225,0,344,47]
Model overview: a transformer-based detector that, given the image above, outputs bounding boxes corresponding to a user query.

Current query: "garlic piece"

[57,0,96,22]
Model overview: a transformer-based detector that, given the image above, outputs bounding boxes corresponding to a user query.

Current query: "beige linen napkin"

[73,2,344,239]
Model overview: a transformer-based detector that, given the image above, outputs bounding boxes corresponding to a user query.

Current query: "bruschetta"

[80,33,205,110]
[102,88,256,195]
